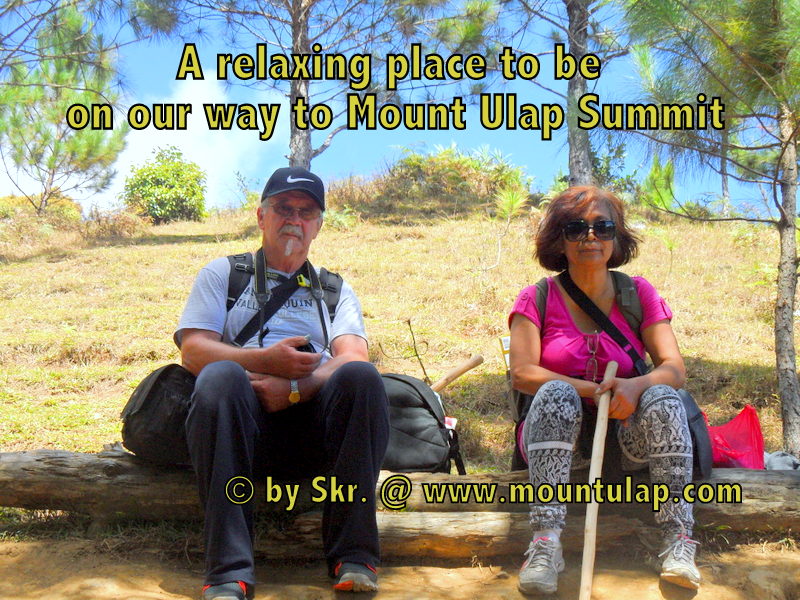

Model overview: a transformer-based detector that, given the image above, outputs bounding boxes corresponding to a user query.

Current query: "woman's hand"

[595,377,645,421]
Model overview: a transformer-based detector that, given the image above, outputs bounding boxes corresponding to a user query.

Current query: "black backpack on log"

[121,363,195,465]
[381,373,466,475]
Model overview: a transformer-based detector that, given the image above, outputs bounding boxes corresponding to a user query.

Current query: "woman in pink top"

[509,187,699,595]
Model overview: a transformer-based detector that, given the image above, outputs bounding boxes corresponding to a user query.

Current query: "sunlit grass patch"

[0,207,795,467]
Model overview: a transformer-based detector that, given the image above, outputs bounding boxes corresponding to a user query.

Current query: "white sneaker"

[659,531,701,589]
[518,536,565,595]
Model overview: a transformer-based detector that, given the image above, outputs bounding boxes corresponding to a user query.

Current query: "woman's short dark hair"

[535,186,640,271]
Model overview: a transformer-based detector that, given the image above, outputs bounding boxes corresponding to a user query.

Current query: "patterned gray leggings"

[522,380,694,534]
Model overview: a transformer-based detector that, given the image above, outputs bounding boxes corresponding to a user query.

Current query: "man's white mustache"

[279,225,303,238]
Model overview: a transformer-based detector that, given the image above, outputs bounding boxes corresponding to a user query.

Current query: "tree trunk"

[776,103,800,456]
[289,0,313,169]
[720,128,730,216]
[564,0,594,186]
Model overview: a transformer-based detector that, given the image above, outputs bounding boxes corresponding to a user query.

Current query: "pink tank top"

[509,276,672,390]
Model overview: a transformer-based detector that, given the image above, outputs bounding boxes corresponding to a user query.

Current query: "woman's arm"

[509,313,600,399]
[640,319,686,389]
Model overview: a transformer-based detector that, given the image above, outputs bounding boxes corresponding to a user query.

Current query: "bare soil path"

[0,538,798,600]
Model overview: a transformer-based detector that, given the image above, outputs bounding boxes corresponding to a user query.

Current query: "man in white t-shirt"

[176,167,389,600]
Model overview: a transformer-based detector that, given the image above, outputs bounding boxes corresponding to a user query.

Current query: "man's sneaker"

[518,536,565,596]
[658,532,701,589]
[332,562,379,592]
[202,581,254,600]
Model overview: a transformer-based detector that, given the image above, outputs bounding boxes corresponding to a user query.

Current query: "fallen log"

[252,512,643,559]
[1,449,798,537]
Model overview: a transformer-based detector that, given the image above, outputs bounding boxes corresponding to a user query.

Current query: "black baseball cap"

[261,167,325,211]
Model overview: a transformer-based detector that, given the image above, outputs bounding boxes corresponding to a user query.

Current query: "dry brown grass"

[0,209,793,471]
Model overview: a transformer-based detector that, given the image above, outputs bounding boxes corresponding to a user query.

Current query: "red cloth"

[707,405,764,469]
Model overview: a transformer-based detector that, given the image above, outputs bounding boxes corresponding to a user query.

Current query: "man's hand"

[595,377,644,421]
[248,372,292,413]
[259,336,322,378]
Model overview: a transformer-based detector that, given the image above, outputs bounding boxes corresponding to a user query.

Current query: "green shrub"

[323,205,359,230]
[121,146,206,224]
[343,145,532,222]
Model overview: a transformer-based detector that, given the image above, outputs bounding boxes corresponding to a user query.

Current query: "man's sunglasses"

[269,203,322,221]
[562,219,616,242]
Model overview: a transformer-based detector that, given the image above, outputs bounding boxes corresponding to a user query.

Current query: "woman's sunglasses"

[563,219,616,242]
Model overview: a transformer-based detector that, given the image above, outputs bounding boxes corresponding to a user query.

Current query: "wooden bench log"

[1,449,798,557]
[251,512,643,559]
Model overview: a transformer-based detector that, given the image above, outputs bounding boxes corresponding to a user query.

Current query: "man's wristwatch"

[288,379,301,404]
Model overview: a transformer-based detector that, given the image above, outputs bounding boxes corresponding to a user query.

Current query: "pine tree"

[0,7,127,215]
[626,0,800,454]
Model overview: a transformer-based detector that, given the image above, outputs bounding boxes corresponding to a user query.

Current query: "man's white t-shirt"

[174,256,367,364]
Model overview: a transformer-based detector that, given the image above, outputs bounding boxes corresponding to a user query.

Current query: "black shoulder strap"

[226,253,254,312]
[558,271,649,376]
[232,277,300,347]
[448,429,467,475]
[536,272,642,336]
[534,277,549,328]
[319,268,343,322]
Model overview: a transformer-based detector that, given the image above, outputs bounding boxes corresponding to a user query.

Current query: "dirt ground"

[0,538,798,600]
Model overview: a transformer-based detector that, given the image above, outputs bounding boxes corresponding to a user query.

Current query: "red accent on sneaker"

[333,580,354,591]
[201,581,248,595]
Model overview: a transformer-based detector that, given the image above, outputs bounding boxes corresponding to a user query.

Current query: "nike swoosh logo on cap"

[286,176,314,183]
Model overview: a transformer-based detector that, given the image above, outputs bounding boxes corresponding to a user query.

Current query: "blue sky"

[106,36,594,212]
[1,19,733,214]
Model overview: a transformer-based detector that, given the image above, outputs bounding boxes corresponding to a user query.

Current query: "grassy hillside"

[0,209,790,471]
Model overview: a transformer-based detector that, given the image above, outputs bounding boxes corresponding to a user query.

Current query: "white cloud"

[0,77,291,214]
[100,78,290,212]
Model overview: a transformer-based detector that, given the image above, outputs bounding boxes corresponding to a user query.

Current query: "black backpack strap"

[226,253,254,312]
[448,429,467,475]
[232,249,305,347]
[558,271,649,376]
[319,267,343,322]
[534,276,549,329]
[388,373,447,422]
[610,271,643,335]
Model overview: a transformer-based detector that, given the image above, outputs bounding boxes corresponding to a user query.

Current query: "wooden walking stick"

[430,355,484,393]
[579,360,618,600]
